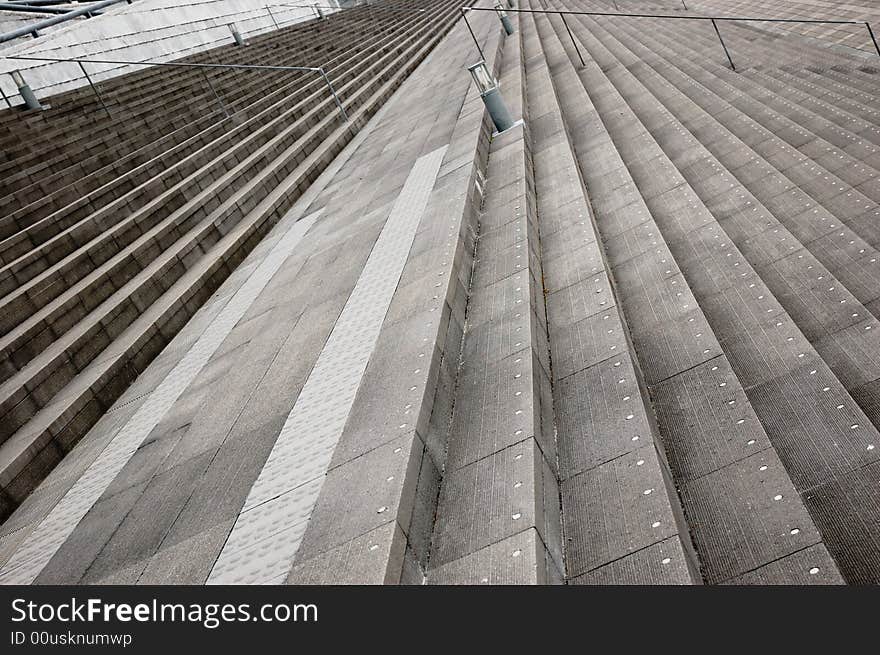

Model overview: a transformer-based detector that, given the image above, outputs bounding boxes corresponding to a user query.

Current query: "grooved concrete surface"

[0,209,321,585]
[0,4,501,585]
[3,0,880,585]
[208,145,447,584]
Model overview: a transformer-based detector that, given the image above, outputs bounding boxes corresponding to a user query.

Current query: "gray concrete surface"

[2,0,880,585]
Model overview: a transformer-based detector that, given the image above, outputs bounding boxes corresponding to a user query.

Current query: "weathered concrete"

[3,0,880,585]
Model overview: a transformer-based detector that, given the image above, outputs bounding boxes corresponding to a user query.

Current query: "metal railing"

[4,54,349,121]
[460,6,880,71]
[276,2,426,18]
[0,0,135,44]
[606,0,688,11]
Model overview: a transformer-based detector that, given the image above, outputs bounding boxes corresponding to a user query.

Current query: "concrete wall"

[0,0,341,107]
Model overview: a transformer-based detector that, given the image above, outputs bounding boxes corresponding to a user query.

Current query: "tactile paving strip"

[207,146,448,584]
[0,210,322,585]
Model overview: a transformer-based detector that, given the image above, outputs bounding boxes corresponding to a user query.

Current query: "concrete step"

[642,19,880,192]
[425,22,563,584]
[0,10,387,187]
[552,6,880,583]
[591,11,880,433]
[758,65,880,133]
[572,13,880,586]
[0,64,312,217]
[534,5,846,584]
[285,20,504,587]
[521,12,699,585]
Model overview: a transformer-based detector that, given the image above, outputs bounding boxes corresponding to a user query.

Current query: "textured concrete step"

[633,20,880,212]
[521,12,698,585]
[587,10,880,434]
[568,10,880,584]
[555,7,880,583]
[645,20,880,189]
[0,79,355,433]
[425,20,563,585]
[534,5,845,584]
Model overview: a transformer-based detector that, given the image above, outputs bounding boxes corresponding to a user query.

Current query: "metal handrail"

[460,6,880,71]
[0,3,79,15]
[275,3,426,15]
[4,54,349,121]
[0,0,135,44]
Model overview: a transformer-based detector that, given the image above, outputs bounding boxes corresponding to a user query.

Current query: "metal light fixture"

[494,2,514,35]
[467,61,513,133]
[10,70,42,111]
[228,22,245,46]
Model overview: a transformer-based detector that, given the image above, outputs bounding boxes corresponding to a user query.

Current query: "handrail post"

[266,5,279,30]
[319,67,348,122]
[711,18,736,71]
[866,22,880,58]
[201,69,230,119]
[460,7,485,61]
[560,13,585,67]
[78,61,111,118]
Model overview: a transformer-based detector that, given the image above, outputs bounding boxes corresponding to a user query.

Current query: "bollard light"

[10,70,42,111]
[228,22,246,46]
[467,61,513,133]
[494,2,514,35]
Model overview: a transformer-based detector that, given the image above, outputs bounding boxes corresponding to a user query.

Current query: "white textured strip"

[208,145,448,584]
[0,210,321,585]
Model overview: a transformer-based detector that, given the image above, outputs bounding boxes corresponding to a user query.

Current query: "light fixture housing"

[467,61,514,133]
[9,69,43,111]
[467,61,495,95]
[494,2,515,35]
[228,22,246,46]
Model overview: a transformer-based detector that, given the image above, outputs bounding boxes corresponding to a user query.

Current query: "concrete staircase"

[517,0,880,584]
[1,1,879,585]
[0,1,463,522]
